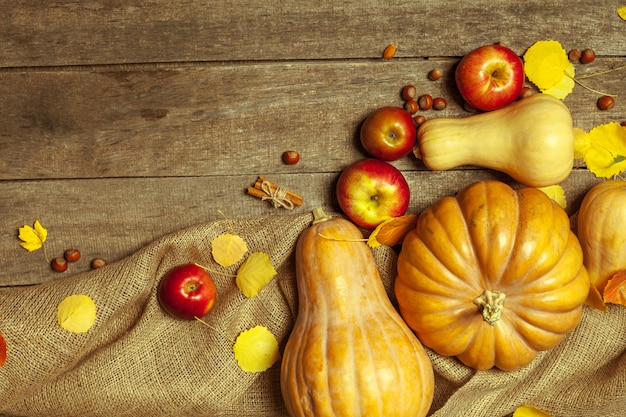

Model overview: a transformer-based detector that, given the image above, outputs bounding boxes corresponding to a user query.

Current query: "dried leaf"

[538,185,567,209]
[367,214,417,248]
[618,6,626,20]
[57,294,97,334]
[211,233,248,267]
[236,252,277,298]
[581,122,626,178]
[586,283,607,311]
[18,220,48,252]
[513,404,553,417]
[604,270,626,306]
[0,332,6,366]
[233,325,280,372]
[524,40,573,94]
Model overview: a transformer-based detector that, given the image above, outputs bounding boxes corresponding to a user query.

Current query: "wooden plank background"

[1,0,625,286]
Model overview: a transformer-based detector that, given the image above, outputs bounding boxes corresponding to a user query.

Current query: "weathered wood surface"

[1,0,626,286]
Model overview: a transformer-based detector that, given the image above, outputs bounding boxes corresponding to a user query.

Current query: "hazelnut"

[51,257,68,273]
[404,100,418,114]
[568,49,582,62]
[580,48,596,64]
[418,94,433,111]
[433,97,447,110]
[413,115,426,126]
[428,68,443,81]
[64,249,81,262]
[597,95,615,111]
[282,150,300,165]
[91,258,107,269]
[401,85,417,101]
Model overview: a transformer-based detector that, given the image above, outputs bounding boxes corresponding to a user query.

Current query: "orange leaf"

[586,283,607,311]
[0,332,6,366]
[604,270,626,306]
[367,214,417,248]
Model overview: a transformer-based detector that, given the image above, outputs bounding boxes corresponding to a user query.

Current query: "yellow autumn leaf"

[211,233,248,267]
[57,294,97,334]
[582,122,626,178]
[541,62,575,99]
[524,40,572,92]
[513,404,552,417]
[618,6,626,20]
[233,325,280,372]
[573,127,590,159]
[18,220,48,252]
[538,185,567,209]
[236,251,277,298]
[367,214,417,248]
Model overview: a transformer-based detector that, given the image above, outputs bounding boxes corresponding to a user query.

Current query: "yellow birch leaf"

[524,40,570,91]
[57,294,97,334]
[0,332,6,366]
[236,252,277,298]
[18,220,48,252]
[618,6,626,20]
[233,325,280,372]
[573,127,590,159]
[538,185,567,209]
[541,62,575,99]
[211,233,248,267]
[583,122,626,178]
[513,404,553,417]
[367,214,418,248]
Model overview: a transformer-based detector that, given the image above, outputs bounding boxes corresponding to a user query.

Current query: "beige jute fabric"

[0,212,624,417]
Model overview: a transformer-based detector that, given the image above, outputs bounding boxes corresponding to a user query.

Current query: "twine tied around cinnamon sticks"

[247,176,303,210]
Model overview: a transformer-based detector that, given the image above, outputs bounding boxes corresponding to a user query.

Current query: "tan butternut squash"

[414,94,574,187]
[577,180,626,308]
[280,208,434,417]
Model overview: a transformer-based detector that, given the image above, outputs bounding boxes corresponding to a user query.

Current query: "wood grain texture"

[1,0,624,67]
[1,58,625,180]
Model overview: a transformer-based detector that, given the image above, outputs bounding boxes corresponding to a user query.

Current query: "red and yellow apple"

[336,158,410,229]
[158,263,217,320]
[455,44,524,111]
[360,106,417,161]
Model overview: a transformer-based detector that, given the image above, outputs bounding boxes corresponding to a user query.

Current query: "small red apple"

[360,106,417,161]
[336,159,410,229]
[455,44,524,111]
[158,263,217,320]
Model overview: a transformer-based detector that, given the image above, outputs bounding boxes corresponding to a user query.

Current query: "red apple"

[360,106,417,161]
[336,159,410,229]
[158,263,217,320]
[455,44,524,111]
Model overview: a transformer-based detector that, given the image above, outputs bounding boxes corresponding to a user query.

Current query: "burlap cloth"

[0,212,624,417]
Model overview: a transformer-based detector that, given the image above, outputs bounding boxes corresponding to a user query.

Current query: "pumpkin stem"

[473,289,506,326]
[312,207,332,224]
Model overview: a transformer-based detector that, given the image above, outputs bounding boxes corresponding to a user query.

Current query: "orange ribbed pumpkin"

[281,208,434,417]
[395,180,589,371]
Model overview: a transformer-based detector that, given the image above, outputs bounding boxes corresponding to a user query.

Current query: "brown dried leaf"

[604,270,626,306]
[367,214,417,248]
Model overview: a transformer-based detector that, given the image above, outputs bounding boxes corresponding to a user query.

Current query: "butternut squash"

[280,208,434,417]
[577,180,626,308]
[414,94,574,187]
